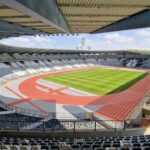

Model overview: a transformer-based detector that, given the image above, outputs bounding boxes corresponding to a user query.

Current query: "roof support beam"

[0,20,42,39]
[93,10,150,33]
[1,0,70,33]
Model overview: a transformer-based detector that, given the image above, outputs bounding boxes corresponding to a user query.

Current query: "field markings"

[44,68,146,95]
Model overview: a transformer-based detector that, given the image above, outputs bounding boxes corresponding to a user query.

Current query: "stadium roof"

[0,0,150,38]
[1,44,149,56]
[128,49,150,55]
[0,43,125,54]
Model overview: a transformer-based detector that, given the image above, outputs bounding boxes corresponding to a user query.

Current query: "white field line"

[36,79,63,89]
[35,85,49,93]
[38,79,96,96]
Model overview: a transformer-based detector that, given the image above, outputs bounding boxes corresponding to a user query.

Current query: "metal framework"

[0,0,150,38]
[94,10,150,33]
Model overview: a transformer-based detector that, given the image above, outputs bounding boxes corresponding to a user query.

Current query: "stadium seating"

[0,135,150,150]
[0,54,146,84]
[126,59,138,68]
[0,112,43,130]
[141,59,150,68]
[0,51,149,85]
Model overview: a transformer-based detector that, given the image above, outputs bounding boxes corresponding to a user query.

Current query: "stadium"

[0,0,150,150]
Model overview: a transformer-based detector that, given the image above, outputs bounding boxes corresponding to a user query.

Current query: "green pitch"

[44,68,147,95]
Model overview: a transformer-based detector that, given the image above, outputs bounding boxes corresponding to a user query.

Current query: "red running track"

[17,68,150,120]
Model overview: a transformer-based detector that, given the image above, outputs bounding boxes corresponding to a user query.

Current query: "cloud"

[0,37,36,48]
[76,38,116,51]
[104,33,134,43]
[0,36,56,49]
[0,29,150,51]
[138,39,150,49]
[137,29,150,37]
[75,33,135,50]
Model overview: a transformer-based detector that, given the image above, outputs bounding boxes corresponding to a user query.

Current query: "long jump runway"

[0,67,150,120]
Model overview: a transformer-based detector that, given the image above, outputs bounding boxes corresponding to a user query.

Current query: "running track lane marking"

[35,83,68,95]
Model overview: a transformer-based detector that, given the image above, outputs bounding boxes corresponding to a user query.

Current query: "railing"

[0,119,149,132]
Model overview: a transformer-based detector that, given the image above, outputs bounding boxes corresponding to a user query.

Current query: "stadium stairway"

[0,110,15,115]
[21,117,52,130]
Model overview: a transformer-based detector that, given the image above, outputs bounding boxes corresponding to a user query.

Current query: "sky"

[0,28,150,51]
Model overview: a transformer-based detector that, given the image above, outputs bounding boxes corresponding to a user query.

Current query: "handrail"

[0,118,149,132]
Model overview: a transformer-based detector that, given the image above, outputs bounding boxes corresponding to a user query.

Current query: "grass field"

[44,68,148,95]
